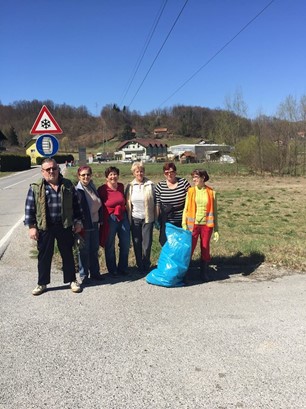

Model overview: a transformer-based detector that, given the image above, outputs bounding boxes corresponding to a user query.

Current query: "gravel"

[0,225,306,409]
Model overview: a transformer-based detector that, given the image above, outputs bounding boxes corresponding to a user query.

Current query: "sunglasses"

[80,173,91,177]
[42,167,58,172]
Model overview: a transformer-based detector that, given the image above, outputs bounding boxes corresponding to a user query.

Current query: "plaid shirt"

[24,178,83,227]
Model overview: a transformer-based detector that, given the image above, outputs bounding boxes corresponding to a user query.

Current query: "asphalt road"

[0,167,42,255]
[0,220,305,409]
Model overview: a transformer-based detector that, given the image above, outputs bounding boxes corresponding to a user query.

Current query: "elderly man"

[24,158,84,295]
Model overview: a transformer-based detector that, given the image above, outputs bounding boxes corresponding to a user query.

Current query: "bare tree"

[276,95,300,175]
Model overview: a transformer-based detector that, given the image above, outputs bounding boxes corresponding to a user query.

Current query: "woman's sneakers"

[70,281,82,293]
[32,284,47,296]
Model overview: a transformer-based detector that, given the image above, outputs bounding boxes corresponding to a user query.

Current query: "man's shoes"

[32,284,47,296]
[91,274,104,281]
[70,281,82,293]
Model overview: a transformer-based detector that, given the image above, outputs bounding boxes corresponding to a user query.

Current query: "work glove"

[213,231,219,242]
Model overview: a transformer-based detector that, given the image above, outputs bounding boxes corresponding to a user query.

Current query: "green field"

[66,163,306,273]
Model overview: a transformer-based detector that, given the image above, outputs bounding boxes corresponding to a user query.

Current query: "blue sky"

[1,0,305,119]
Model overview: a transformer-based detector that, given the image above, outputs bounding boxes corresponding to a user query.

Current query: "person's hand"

[182,224,187,230]
[29,227,39,241]
[154,221,160,230]
[74,221,83,234]
[213,231,219,242]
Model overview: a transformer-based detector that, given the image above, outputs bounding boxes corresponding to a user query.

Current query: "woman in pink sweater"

[98,167,130,277]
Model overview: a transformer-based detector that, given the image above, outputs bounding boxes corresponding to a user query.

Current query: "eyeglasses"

[164,170,175,175]
[80,174,91,177]
[42,167,58,172]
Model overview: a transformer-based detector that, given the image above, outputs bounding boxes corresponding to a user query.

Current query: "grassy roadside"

[66,163,306,273]
[0,172,13,178]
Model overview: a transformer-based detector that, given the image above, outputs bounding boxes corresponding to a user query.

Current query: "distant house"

[169,143,234,162]
[153,127,168,137]
[179,151,196,163]
[114,139,168,162]
[25,135,44,165]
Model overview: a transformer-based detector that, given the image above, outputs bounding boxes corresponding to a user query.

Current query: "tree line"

[0,94,306,175]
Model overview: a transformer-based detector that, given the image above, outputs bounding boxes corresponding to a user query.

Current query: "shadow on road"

[185,251,265,286]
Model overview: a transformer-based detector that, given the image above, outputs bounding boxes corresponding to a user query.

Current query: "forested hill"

[0,100,252,150]
[1,98,306,175]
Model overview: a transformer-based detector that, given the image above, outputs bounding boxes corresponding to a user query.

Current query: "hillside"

[0,100,252,153]
[2,99,305,177]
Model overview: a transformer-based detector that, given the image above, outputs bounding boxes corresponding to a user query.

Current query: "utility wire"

[120,0,168,107]
[159,0,276,108]
[128,0,190,108]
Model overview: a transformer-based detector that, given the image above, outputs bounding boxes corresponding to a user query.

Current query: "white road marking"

[0,216,24,252]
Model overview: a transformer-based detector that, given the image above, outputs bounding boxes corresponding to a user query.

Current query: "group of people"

[24,158,219,296]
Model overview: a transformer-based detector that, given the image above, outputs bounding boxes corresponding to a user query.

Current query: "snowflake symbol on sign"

[41,119,51,129]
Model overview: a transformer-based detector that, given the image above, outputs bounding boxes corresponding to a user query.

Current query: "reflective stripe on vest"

[185,186,215,231]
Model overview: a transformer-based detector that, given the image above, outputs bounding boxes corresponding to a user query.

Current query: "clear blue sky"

[1,0,305,119]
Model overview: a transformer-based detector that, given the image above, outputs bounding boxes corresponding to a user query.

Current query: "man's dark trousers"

[37,224,76,285]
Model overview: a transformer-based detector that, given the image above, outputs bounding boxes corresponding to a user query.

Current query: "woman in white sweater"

[125,162,156,274]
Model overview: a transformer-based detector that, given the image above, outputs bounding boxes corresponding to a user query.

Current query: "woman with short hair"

[182,169,219,282]
[155,162,190,246]
[98,166,130,277]
[76,165,103,284]
[125,161,155,274]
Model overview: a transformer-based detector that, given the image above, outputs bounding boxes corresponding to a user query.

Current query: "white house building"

[114,139,168,162]
[168,142,234,162]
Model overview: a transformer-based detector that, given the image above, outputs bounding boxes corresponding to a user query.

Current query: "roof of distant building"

[117,139,168,149]
[154,128,168,133]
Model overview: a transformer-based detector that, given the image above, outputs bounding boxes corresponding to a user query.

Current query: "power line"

[119,0,169,107]
[159,0,276,108]
[128,0,190,109]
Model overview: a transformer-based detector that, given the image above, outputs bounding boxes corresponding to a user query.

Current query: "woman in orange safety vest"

[182,169,219,282]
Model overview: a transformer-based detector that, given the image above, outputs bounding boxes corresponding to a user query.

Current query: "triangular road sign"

[30,105,63,135]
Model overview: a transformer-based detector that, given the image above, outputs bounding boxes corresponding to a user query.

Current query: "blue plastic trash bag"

[146,223,192,287]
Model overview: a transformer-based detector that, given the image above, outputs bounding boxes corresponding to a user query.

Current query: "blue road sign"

[36,134,59,157]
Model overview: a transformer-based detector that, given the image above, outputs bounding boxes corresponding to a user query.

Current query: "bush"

[36,154,74,165]
[0,154,31,171]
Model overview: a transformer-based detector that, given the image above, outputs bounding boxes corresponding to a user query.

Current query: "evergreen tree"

[0,129,7,143]
[6,126,19,146]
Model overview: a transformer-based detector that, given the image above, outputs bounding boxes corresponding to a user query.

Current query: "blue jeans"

[79,222,100,278]
[104,212,130,275]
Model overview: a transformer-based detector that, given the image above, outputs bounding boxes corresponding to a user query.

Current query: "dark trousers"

[159,221,181,246]
[131,218,153,272]
[37,225,76,285]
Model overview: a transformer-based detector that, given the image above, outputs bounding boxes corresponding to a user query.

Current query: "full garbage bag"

[146,223,192,287]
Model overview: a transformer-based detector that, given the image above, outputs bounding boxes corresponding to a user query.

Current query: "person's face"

[107,171,119,185]
[78,170,92,186]
[41,162,59,184]
[192,174,205,188]
[134,167,144,183]
[164,168,176,183]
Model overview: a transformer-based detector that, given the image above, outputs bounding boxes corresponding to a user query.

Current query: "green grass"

[65,164,306,272]
[0,171,13,178]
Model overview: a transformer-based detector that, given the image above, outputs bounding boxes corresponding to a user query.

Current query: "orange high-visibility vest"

[185,186,215,232]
